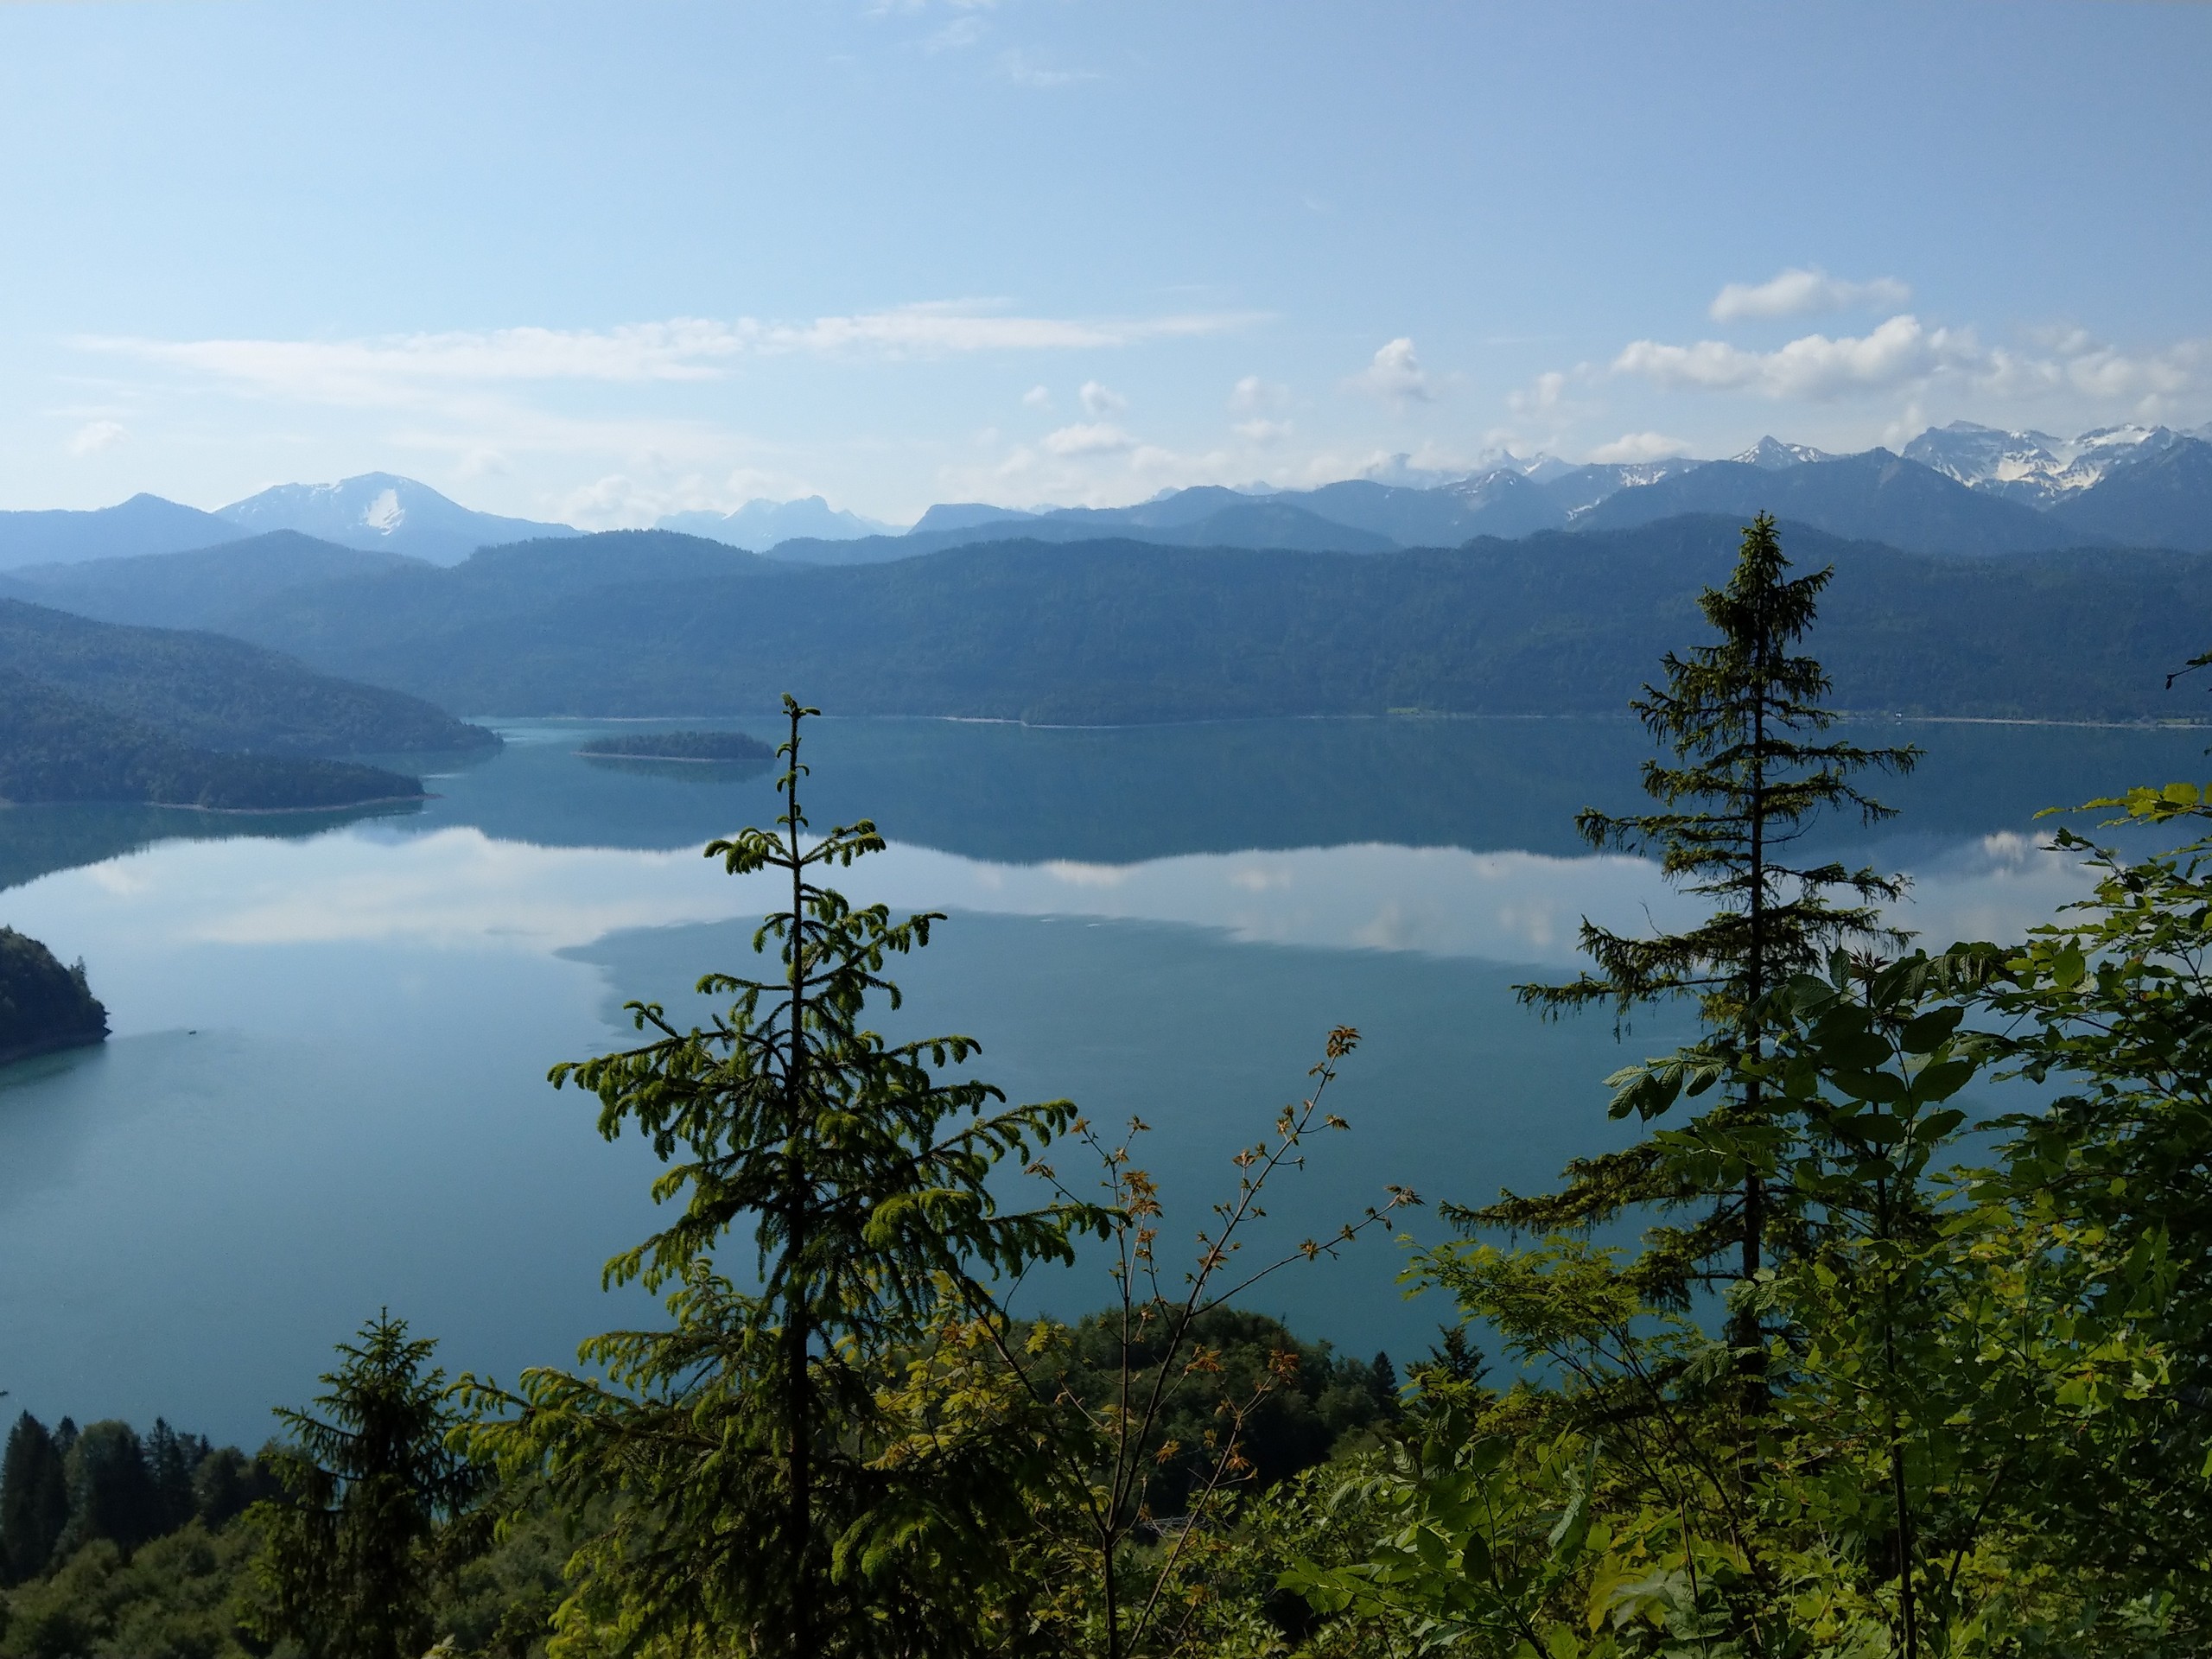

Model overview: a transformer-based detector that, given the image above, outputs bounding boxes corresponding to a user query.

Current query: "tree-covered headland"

[0,928,107,1066]
[10,517,2212,1654]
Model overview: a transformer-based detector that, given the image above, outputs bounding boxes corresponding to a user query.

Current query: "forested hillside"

[0,599,497,756]
[210,519,2212,723]
[0,670,427,810]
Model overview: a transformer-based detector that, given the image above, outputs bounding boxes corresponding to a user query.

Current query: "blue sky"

[3,0,2208,525]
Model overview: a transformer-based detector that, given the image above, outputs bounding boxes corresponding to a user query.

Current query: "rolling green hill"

[0,670,426,810]
[207,518,2212,725]
[0,597,497,755]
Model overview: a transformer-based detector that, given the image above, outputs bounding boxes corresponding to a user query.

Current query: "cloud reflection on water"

[5,821,2094,988]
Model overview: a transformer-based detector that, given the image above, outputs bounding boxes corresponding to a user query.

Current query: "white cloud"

[1041,422,1135,457]
[1233,418,1293,446]
[1021,384,1053,411]
[1612,312,2212,418]
[1710,267,1912,322]
[77,305,1254,407]
[67,418,128,455]
[1509,369,1569,418]
[1976,328,2210,409]
[1078,378,1126,416]
[1586,431,1692,464]
[1613,315,1973,400]
[1348,337,1434,407]
[1000,48,1099,87]
[1227,374,1287,413]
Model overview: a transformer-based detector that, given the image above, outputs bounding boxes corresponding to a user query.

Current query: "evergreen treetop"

[1481,515,1920,1310]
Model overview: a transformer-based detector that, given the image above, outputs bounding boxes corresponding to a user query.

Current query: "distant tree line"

[0,1413,279,1585]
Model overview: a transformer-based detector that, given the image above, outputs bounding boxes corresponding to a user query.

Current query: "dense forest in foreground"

[204,518,2212,724]
[6,519,2211,1657]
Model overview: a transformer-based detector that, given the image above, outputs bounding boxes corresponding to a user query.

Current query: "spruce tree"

[468,696,1096,1657]
[59,1421,158,1557]
[0,1412,69,1583]
[1478,516,1918,1315]
[143,1419,202,1534]
[250,1312,485,1659]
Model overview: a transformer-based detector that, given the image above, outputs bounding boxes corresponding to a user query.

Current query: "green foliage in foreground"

[13,780,2212,1656]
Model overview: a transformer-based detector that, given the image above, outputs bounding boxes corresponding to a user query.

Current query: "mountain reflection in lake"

[0,715,2199,1441]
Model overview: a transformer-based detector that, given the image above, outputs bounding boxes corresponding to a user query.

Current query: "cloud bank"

[78,305,1255,407]
[1709,266,1912,321]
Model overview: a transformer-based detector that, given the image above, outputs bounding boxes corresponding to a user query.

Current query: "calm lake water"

[0,715,2203,1446]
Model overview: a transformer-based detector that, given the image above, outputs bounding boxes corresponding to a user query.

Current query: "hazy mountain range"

[0,474,575,570]
[4,421,2207,575]
[22,519,2197,728]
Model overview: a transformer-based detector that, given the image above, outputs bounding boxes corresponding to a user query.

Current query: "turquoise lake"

[0,715,2203,1446]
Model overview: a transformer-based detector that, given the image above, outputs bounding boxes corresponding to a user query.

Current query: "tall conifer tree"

[1479,516,1918,1315]
[470,696,1095,1657]
[0,1413,69,1583]
[250,1312,484,1659]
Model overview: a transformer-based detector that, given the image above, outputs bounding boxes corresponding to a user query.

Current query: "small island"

[0,927,110,1067]
[576,730,772,764]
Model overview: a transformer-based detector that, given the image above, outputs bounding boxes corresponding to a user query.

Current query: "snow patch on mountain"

[1903,421,2190,506]
[1732,436,1835,469]
[217,473,577,565]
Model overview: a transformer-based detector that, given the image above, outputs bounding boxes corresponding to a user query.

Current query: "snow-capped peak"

[1732,436,1834,470]
[1902,421,2185,506]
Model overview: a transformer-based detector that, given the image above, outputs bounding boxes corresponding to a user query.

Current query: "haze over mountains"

[4,421,2207,578]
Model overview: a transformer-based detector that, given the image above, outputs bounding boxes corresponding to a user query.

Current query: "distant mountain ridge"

[1902,420,2202,506]
[131,519,2212,728]
[659,496,894,547]
[4,416,2209,578]
[217,473,580,566]
[0,494,239,570]
[0,531,426,630]
[754,427,2212,563]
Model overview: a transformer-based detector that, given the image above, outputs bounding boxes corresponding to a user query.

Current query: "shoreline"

[477,710,2212,735]
[0,792,431,817]
[574,751,767,765]
[0,1026,108,1070]
[153,792,432,817]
